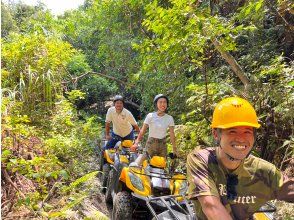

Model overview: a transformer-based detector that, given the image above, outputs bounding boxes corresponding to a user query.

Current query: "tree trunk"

[212,39,251,90]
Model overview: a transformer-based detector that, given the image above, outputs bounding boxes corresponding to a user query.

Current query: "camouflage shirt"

[187,147,285,220]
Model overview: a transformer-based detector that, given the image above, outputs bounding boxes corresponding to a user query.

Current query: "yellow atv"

[253,202,276,220]
[98,140,133,193]
[105,139,138,203]
[109,154,195,220]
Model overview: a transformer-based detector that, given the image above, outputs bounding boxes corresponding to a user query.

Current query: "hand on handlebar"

[130,143,138,152]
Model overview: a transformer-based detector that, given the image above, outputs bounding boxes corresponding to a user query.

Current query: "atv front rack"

[132,194,196,220]
[129,166,186,180]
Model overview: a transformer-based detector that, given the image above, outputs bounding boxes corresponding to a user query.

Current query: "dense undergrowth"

[1,91,107,219]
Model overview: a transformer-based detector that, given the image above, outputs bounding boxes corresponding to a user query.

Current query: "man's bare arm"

[105,122,111,140]
[133,124,140,133]
[198,195,233,220]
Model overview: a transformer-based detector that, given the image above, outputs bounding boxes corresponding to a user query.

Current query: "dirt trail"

[77,155,112,219]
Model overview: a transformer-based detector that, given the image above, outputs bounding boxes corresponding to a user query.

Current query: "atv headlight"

[179,181,188,195]
[128,172,144,191]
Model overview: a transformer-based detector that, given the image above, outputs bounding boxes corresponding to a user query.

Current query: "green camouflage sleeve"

[186,149,219,200]
[269,166,283,199]
[256,158,293,201]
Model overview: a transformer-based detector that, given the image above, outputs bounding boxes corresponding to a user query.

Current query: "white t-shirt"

[105,107,137,137]
[144,112,175,139]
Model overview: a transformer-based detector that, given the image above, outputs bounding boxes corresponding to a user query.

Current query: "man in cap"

[104,95,140,149]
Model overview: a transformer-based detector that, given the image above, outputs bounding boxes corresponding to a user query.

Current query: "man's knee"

[104,139,117,150]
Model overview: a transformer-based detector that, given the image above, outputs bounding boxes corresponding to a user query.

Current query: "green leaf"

[32,173,41,178]
[275,140,292,152]
[25,197,30,206]
[9,159,17,164]
[245,3,253,16]
[288,81,294,87]
[255,0,263,11]
[2,149,12,157]
[52,172,59,180]
[59,169,70,180]
[45,172,52,178]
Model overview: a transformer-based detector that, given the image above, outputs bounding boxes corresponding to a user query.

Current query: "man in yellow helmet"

[187,97,293,220]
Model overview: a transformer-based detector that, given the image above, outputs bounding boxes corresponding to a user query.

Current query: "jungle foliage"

[1,0,293,218]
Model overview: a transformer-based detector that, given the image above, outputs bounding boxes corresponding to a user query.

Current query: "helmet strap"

[223,150,242,161]
[216,129,243,162]
[219,144,243,161]
[215,128,256,162]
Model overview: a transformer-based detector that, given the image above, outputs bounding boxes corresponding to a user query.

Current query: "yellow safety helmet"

[211,97,260,129]
[121,140,133,148]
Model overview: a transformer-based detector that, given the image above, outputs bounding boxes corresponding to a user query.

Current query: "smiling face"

[156,97,168,112]
[214,126,255,162]
[114,100,124,112]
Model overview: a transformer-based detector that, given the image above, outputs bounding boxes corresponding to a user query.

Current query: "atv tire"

[99,151,104,171]
[94,145,101,157]
[105,169,114,204]
[100,163,110,193]
[112,191,133,220]
[96,151,104,180]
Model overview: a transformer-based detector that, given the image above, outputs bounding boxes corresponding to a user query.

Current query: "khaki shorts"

[145,137,167,158]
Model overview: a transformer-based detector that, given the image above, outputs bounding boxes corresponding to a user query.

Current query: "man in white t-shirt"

[104,95,140,149]
[133,94,178,163]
